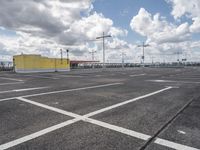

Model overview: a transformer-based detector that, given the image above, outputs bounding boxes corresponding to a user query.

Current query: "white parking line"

[95,75,104,77]
[0,87,49,94]
[55,75,83,78]
[129,74,146,77]
[1,87,198,150]
[0,83,123,102]
[148,80,176,83]
[84,118,151,140]
[84,86,173,117]
[0,77,23,82]
[0,87,172,148]
[155,138,199,150]
[171,77,200,80]
[16,97,151,141]
[0,118,80,150]
[148,80,200,84]
[0,82,24,86]
[17,97,81,118]
[23,75,59,80]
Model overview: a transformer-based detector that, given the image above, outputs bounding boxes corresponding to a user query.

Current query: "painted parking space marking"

[0,82,24,86]
[0,77,23,82]
[23,75,59,80]
[95,75,104,77]
[154,138,199,150]
[0,69,199,150]
[16,94,157,141]
[55,75,83,78]
[17,97,81,118]
[148,80,176,83]
[0,87,49,94]
[84,118,151,141]
[168,77,200,80]
[84,86,174,117]
[0,83,123,102]
[177,130,186,135]
[148,79,200,84]
[129,74,146,77]
[0,87,174,148]
[1,88,198,150]
[0,118,80,150]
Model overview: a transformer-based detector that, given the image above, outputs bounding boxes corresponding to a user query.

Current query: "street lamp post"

[138,42,150,66]
[151,56,155,64]
[96,32,112,69]
[66,49,69,65]
[122,51,125,69]
[60,49,63,64]
[66,49,69,62]
[89,50,97,69]
[89,50,97,61]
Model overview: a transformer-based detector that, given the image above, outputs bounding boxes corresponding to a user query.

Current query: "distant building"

[13,54,70,73]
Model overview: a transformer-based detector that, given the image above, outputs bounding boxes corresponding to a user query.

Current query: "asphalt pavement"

[0,67,200,150]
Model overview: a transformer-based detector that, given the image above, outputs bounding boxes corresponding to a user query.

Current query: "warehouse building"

[13,54,70,73]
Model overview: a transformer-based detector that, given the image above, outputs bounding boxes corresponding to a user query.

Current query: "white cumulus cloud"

[167,0,200,33]
[0,0,129,62]
[130,8,191,44]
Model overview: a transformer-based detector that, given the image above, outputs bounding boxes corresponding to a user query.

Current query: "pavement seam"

[139,96,199,150]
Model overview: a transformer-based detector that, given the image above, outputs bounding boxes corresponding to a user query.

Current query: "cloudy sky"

[0,0,200,63]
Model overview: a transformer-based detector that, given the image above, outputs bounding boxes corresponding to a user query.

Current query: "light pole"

[89,50,97,61]
[151,56,155,64]
[138,42,150,66]
[122,51,125,69]
[66,49,69,65]
[176,51,181,62]
[89,50,97,69]
[96,32,112,69]
[66,49,70,69]
[60,49,63,64]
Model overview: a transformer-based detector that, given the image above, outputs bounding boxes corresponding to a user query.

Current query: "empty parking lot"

[0,67,200,150]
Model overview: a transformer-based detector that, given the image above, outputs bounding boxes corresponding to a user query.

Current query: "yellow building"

[13,54,70,73]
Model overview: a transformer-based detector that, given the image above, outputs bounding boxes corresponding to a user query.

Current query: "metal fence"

[71,62,200,69]
[0,61,13,71]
